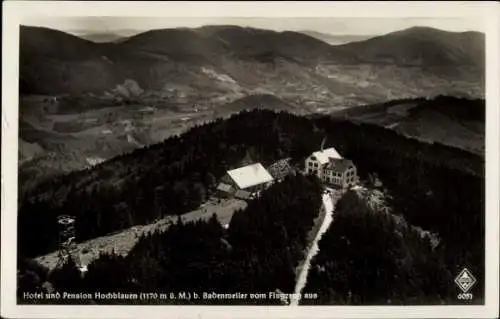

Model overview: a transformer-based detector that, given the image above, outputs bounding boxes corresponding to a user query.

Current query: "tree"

[49,257,82,293]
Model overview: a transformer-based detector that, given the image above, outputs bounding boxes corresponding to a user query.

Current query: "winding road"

[290,189,341,306]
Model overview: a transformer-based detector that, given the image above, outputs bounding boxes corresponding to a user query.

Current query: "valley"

[14,21,487,307]
[18,25,485,190]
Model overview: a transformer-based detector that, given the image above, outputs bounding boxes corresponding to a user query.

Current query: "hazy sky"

[25,17,485,37]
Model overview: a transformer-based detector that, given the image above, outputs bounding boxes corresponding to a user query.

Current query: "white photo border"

[2,1,499,318]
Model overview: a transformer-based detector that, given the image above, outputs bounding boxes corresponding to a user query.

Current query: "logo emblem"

[454,268,476,293]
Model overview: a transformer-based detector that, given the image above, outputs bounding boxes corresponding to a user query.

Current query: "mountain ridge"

[20,24,485,96]
[335,26,485,68]
[18,24,485,186]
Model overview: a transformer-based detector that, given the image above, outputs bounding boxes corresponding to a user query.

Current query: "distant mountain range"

[298,30,375,45]
[72,29,140,43]
[78,29,374,45]
[20,25,484,101]
[74,32,126,43]
[18,25,485,188]
[334,26,484,68]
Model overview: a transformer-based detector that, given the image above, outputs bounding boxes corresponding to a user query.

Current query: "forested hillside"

[313,114,484,305]
[19,174,323,305]
[18,110,320,258]
[19,25,485,188]
[302,188,483,305]
[17,105,485,305]
[19,105,483,260]
[330,96,485,154]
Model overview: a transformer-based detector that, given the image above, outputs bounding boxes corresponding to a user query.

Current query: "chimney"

[320,136,326,152]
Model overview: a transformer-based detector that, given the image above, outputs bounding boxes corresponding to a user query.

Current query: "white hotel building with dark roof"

[305,147,358,189]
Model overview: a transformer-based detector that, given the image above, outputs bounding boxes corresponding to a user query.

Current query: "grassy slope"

[35,197,247,269]
[330,97,485,155]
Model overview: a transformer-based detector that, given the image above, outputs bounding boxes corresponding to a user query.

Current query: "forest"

[18,108,323,258]
[18,174,323,305]
[17,96,485,304]
[314,117,484,302]
[302,188,482,305]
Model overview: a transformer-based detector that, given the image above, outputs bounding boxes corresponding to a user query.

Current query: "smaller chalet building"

[266,158,294,182]
[305,147,358,189]
[217,163,274,200]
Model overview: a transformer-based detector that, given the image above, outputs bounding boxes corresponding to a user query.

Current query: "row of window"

[307,167,318,174]
[321,174,357,186]
[307,161,319,168]
[324,170,343,178]
[307,167,356,178]
[325,176,342,185]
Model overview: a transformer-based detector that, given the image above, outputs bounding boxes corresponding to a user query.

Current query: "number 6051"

[458,293,473,300]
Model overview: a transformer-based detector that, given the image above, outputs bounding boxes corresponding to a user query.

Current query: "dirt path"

[35,197,247,270]
[289,188,342,306]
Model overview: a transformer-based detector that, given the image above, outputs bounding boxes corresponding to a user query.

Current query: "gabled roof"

[227,163,274,189]
[216,183,233,193]
[325,159,355,173]
[310,147,342,164]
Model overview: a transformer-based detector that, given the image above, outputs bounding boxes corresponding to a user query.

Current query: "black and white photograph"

[2,1,499,319]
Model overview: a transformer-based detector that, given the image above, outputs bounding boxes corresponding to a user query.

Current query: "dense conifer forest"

[17,97,485,305]
[19,174,323,305]
[302,189,482,305]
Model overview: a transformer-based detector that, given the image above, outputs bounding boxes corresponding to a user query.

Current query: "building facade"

[217,163,274,199]
[305,147,358,189]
